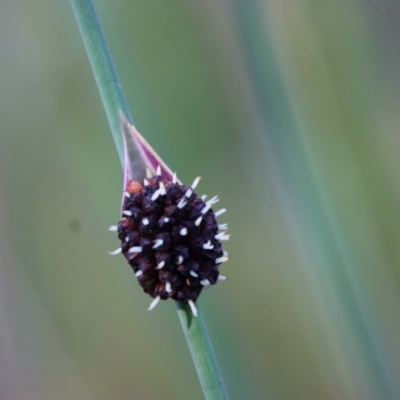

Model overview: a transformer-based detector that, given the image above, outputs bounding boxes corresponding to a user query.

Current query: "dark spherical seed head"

[116,174,227,304]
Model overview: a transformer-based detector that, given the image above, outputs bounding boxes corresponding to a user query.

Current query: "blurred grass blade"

[228,0,397,397]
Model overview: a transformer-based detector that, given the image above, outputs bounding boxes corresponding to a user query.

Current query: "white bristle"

[190,271,198,278]
[188,300,198,317]
[200,204,211,215]
[152,239,163,249]
[159,181,166,195]
[124,191,130,198]
[108,247,122,255]
[135,270,143,277]
[108,225,118,232]
[123,210,132,216]
[165,282,172,293]
[219,235,230,241]
[125,236,129,242]
[144,178,149,186]
[128,246,142,253]
[218,275,228,281]
[176,256,184,265]
[203,241,214,250]
[142,218,149,226]
[156,165,161,176]
[218,224,228,230]
[180,227,188,236]
[200,279,210,287]
[177,198,187,209]
[185,188,193,198]
[164,217,170,223]
[148,296,160,311]
[216,256,229,264]
[223,251,228,257]
[156,261,165,269]
[194,216,203,226]
[191,176,201,190]
[201,195,207,201]
[172,172,177,184]
[206,196,219,206]
[215,232,230,241]
[215,231,227,240]
[151,190,160,201]
[214,208,226,217]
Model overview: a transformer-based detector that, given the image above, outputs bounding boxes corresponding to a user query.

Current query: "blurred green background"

[1,1,400,399]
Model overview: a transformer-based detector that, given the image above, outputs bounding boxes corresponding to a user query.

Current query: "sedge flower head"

[109,118,229,316]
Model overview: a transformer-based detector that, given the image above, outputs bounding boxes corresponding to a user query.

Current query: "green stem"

[70,0,132,165]
[69,1,229,399]
[176,302,229,400]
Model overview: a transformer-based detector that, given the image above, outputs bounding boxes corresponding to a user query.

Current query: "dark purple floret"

[110,174,229,314]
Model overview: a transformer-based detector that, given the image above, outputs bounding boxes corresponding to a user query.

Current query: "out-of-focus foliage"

[1,1,400,399]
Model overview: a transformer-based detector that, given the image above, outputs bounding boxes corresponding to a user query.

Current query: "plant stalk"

[69,1,229,399]
[70,0,132,165]
[176,302,229,400]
